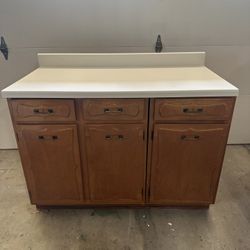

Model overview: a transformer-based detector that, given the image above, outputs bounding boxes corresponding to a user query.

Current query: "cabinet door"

[17,125,83,205]
[149,124,228,205]
[84,124,146,204]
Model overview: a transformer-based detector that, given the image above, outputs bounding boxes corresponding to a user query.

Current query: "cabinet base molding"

[36,204,210,210]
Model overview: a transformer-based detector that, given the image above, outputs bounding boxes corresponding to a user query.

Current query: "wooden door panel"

[84,124,146,204]
[17,125,83,205]
[149,124,228,204]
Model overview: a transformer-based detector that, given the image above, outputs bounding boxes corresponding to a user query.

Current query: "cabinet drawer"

[154,98,234,122]
[10,99,76,122]
[81,99,146,121]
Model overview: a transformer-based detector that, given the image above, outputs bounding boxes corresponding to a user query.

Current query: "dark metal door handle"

[105,135,124,140]
[38,135,58,140]
[181,135,200,141]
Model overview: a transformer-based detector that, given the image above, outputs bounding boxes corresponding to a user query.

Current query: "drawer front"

[82,99,146,121]
[11,99,76,122]
[154,98,235,122]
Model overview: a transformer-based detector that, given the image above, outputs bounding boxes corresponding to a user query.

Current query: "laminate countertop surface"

[1,66,238,98]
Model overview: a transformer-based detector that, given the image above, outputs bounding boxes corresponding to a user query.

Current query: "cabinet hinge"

[143,131,145,141]
[28,189,32,199]
[16,132,19,142]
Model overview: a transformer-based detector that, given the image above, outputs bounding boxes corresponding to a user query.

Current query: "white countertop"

[1,53,239,98]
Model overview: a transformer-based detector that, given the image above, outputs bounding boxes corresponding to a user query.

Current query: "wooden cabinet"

[84,124,146,204]
[149,124,228,205]
[16,125,83,205]
[8,97,235,207]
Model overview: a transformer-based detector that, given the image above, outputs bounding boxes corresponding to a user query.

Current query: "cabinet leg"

[35,205,50,211]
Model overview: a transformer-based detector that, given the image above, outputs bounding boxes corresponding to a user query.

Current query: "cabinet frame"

[7,97,236,207]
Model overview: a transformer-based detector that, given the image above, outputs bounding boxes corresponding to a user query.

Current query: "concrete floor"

[0,146,250,250]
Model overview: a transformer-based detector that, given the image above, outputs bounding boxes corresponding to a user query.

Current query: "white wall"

[1,0,250,148]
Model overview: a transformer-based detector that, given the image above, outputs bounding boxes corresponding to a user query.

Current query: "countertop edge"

[1,89,239,99]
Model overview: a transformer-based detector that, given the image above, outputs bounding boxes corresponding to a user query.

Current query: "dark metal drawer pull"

[33,108,54,114]
[38,135,58,140]
[183,108,203,113]
[105,135,124,140]
[104,108,123,113]
[47,109,54,113]
[181,135,200,141]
